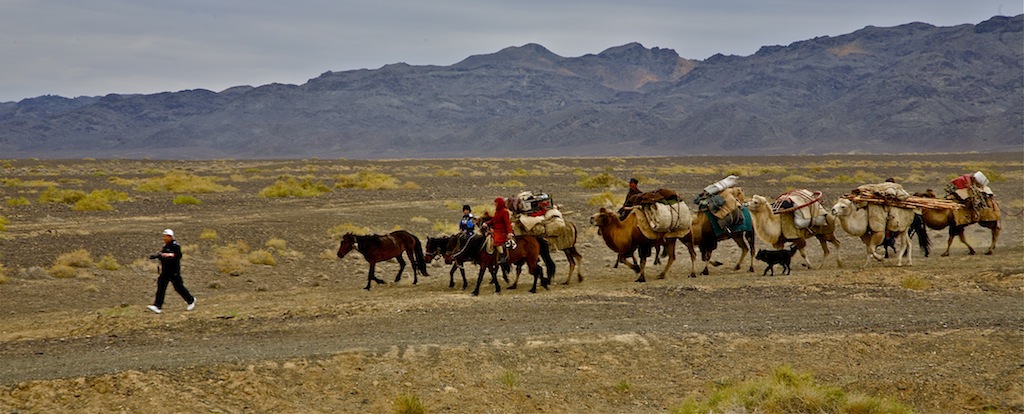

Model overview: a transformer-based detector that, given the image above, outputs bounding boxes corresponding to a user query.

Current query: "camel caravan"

[591,171,1001,281]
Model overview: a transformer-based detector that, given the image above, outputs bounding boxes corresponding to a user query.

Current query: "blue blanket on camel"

[707,205,753,236]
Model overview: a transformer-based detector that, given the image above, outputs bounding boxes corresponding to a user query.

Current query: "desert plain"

[0,153,1021,413]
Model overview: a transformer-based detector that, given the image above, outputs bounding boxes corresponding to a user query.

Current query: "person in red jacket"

[486,197,515,264]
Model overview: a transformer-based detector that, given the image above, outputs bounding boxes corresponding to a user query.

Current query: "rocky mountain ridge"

[0,15,1020,159]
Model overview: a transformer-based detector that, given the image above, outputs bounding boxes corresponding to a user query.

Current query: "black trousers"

[154,272,194,308]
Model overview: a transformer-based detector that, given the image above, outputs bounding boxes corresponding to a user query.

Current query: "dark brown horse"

[337,230,428,290]
[453,234,553,295]
[425,234,469,290]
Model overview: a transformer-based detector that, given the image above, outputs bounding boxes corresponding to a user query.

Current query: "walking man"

[147,229,196,314]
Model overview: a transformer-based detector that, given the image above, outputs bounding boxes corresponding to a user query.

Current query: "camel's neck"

[837,207,869,237]
[749,206,783,243]
[598,215,636,251]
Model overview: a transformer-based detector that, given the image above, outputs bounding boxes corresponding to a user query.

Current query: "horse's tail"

[413,235,429,276]
[537,237,556,281]
[910,213,930,257]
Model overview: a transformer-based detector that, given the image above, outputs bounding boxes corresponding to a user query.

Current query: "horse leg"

[490,265,501,294]
[449,264,457,288]
[573,249,584,283]
[459,263,468,290]
[700,248,713,276]
[471,266,486,296]
[745,232,756,272]
[394,255,407,283]
[528,261,544,293]
[405,249,419,285]
[366,262,385,290]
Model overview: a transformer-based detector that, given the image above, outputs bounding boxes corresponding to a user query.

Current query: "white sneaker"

[186,299,196,311]
[147,305,162,314]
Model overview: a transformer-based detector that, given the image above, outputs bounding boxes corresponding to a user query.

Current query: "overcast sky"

[1,0,1019,102]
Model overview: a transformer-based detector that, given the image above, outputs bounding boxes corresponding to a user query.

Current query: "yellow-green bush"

[39,187,86,204]
[248,249,277,266]
[0,263,8,284]
[173,195,202,205]
[2,178,58,187]
[5,197,30,207]
[72,189,128,211]
[265,238,288,251]
[215,240,251,274]
[0,215,8,231]
[588,190,623,207]
[670,366,913,414]
[328,222,370,239]
[97,254,120,271]
[335,170,401,190]
[199,229,219,240]
[576,173,626,189]
[137,172,237,193]
[55,248,94,268]
[393,394,426,414]
[259,176,331,197]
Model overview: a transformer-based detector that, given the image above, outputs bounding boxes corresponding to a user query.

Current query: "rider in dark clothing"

[147,229,195,314]
[619,178,642,220]
[459,204,476,242]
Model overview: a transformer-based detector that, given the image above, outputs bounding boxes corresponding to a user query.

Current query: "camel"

[830,198,918,268]
[916,193,1001,256]
[681,208,756,277]
[746,195,842,269]
[590,207,678,282]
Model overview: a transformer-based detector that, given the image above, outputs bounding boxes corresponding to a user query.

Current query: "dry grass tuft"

[96,254,120,271]
[137,172,237,193]
[393,393,426,414]
[576,173,626,189]
[259,176,331,197]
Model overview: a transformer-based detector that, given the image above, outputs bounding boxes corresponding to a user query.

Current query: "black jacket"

[158,241,182,276]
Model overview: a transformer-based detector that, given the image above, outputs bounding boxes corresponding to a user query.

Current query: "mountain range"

[0,15,1020,159]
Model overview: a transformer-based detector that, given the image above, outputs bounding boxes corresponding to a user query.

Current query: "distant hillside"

[0,15,1020,159]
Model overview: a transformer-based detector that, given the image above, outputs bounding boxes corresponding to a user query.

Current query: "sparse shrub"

[335,170,401,190]
[55,248,94,268]
[38,187,86,204]
[577,173,625,189]
[259,176,331,197]
[108,177,138,186]
[173,195,202,205]
[248,249,277,266]
[48,264,80,279]
[588,191,622,207]
[655,165,719,176]
[409,216,430,224]
[615,380,631,393]
[265,238,288,251]
[2,178,58,187]
[401,181,421,189]
[780,174,815,183]
[0,215,7,231]
[435,168,462,177]
[393,393,426,414]
[328,222,370,239]
[902,275,930,290]
[500,370,519,387]
[97,254,120,271]
[199,229,219,240]
[432,220,458,234]
[489,179,525,188]
[0,263,8,284]
[669,365,914,414]
[6,197,30,207]
[215,240,251,274]
[137,172,237,193]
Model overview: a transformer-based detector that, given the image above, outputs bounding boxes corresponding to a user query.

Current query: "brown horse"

[590,207,677,282]
[337,230,429,290]
[453,234,552,295]
[424,234,470,290]
[682,207,756,277]
[916,192,1001,256]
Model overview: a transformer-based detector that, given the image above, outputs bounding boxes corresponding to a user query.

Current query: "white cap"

[162,229,174,237]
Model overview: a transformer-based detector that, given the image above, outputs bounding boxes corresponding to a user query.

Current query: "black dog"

[755,244,798,276]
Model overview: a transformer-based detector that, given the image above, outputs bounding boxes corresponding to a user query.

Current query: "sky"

[1,0,1020,103]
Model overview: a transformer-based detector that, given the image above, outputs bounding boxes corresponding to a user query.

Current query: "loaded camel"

[590,207,680,282]
[916,190,1001,256]
[830,198,921,268]
[682,207,756,276]
[746,194,842,269]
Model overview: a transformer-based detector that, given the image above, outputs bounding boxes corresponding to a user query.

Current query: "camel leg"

[896,231,911,266]
[861,233,885,268]
[985,222,1000,255]
[655,240,677,280]
[959,230,977,255]
[684,240,698,278]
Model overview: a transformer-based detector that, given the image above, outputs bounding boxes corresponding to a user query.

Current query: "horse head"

[424,236,448,263]
[336,233,356,259]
